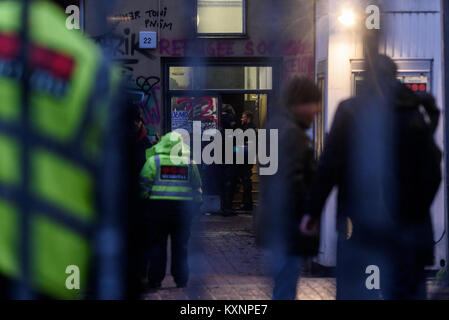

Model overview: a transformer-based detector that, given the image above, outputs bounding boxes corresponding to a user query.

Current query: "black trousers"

[145,208,193,286]
[223,164,253,210]
[336,233,384,300]
[383,245,427,300]
[240,164,253,209]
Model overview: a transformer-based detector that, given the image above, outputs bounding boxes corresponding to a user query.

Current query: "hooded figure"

[139,132,202,291]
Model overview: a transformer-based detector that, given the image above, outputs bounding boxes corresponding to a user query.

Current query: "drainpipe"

[442,0,449,272]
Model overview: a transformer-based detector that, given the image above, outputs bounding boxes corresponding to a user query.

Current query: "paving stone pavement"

[142,213,447,300]
[143,214,336,300]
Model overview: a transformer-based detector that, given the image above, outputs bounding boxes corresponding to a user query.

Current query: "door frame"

[162,57,283,134]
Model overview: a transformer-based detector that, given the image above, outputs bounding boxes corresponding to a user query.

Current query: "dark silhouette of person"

[303,55,441,300]
[258,77,322,299]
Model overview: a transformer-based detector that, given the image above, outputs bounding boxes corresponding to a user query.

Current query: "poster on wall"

[171,96,218,133]
[171,110,191,132]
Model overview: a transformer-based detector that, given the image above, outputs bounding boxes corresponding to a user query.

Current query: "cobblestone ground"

[142,213,447,300]
[143,213,336,300]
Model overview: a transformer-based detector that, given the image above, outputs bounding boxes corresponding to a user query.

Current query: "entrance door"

[221,93,268,129]
[220,93,267,210]
[165,60,279,212]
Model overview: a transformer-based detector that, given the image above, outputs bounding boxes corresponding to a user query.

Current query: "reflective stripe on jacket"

[140,132,202,202]
[140,154,202,201]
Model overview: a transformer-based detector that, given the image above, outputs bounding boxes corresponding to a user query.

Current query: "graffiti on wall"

[158,38,311,56]
[110,7,173,31]
[126,75,161,133]
[93,28,157,61]
[158,38,314,79]
[91,2,314,137]
[95,1,314,80]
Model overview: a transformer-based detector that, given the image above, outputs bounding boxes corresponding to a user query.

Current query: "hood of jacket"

[146,131,190,159]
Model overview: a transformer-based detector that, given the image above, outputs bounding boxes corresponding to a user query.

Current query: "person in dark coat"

[237,111,256,211]
[126,99,156,297]
[383,84,441,299]
[223,110,257,214]
[131,103,154,171]
[221,104,238,215]
[304,55,441,300]
[257,77,321,300]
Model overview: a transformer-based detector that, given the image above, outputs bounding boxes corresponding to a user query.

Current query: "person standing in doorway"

[238,111,256,212]
[221,104,238,216]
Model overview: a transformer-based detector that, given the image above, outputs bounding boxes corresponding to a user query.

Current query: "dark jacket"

[240,121,257,165]
[257,107,318,256]
[134,127,153,172]
[390,85,441,265]
[241,121,256,134]
[308,80,441,265]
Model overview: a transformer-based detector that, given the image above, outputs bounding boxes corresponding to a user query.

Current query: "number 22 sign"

[139,31,157,49]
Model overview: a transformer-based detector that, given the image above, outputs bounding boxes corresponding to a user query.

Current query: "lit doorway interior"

[165,60,278,211]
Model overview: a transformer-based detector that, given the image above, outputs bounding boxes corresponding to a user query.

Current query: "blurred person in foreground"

[0,0,137,299]
[257,77,321,300]
[139,131,202,290]
[303,54,441,300]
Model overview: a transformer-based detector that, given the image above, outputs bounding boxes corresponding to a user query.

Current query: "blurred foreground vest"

[0,1,121,299]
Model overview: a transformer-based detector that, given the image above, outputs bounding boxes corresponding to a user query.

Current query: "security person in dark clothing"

[221,104,237,215]
[224,111,256,214]
[222,110,256,214]
[238,111,256,211]
[140,132,202,289]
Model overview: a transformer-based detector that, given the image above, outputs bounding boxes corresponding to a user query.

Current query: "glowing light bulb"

[338,9,355,26]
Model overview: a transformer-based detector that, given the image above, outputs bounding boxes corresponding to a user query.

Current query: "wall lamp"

[338,9,356,27]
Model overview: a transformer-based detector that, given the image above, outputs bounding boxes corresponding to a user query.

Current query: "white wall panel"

[381,12,440,59]
[381,0,440,12]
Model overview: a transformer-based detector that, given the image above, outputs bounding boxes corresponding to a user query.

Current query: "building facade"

[83,0,316,210]
[82,0,447,269]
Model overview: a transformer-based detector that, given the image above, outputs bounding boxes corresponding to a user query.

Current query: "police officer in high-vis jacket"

[140,131,202,290]
[0,0,129,299]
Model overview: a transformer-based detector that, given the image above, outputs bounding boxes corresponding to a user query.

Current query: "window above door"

[196,0,246,37]
[169,66,272,90]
